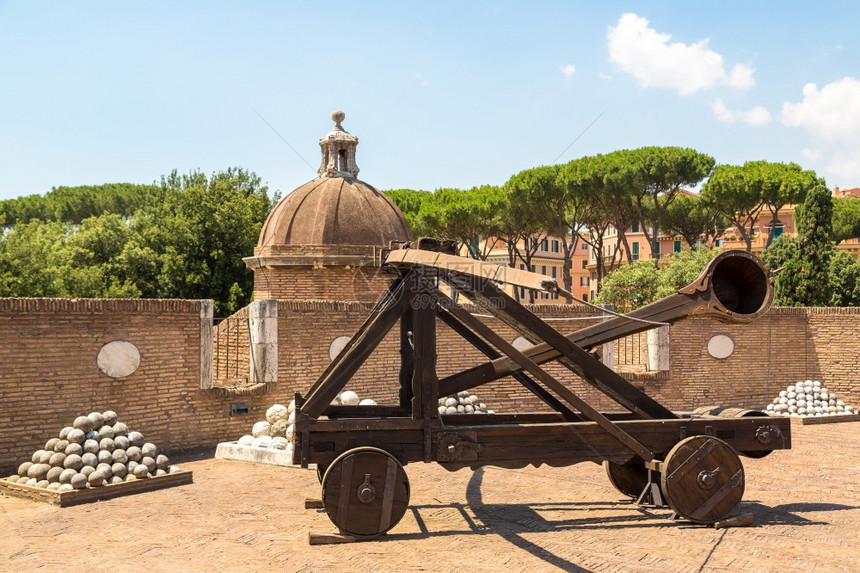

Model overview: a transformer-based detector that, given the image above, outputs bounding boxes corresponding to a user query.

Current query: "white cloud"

[598,71,613,81]
[711,98,771,126]
[559,64,576,79]
[607,13,754,95]
[414,73,430,87]
[781,77,860,181]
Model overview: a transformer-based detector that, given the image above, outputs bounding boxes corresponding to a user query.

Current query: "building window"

[541,239,548,251]
[580,277,590,287]
[530,265,536,272]
[632,222,640,233]
[773,226,784,238]
[530,238,538,250]
[581,260,587,269]
[674,240,681,253]
[581,243,588,251]
[716,239,723,247]
[632,242,639,261]
[552,240,559,253]
[582,293,588,302]
[551,266,557,278]
[590,289,595,300]
[654,242,660,254]
[520,264,525,270]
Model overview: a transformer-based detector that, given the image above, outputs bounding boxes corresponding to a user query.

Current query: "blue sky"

[2,1,859,202]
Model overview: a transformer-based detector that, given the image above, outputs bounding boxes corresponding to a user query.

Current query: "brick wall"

[0,298,271,475]
[253,266,394,303]
[270,300,616,413]
[627,307,860,410]
[2,295,858,475]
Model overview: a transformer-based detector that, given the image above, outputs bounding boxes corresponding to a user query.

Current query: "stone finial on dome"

[318,110,360,179]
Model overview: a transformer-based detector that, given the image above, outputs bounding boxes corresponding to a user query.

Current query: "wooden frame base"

[0,470,193,507]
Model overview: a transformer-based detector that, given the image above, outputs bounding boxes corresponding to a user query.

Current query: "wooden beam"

[304,275,406,399]
[301,272,419,418]
[431,288,654,461]
[441,273,676,420]
[436,306,582,422]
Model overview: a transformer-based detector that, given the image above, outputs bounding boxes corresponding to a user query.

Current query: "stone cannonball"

[101,410,118,426]
[113,422,130,438]
[73,416,93,432]
[87,412,104,429]
[63,454,83,471]
[70,473,87,489]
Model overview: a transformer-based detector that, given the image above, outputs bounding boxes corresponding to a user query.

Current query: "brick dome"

[256,176,412,249]
[245,111,413,302]
[255,111,411,252]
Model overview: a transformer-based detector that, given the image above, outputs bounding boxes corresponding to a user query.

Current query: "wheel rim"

[321,446,410,537]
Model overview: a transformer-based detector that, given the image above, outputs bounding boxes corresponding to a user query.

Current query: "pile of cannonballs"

[5,411,180,492]
[235,391,379,462]
[767,380,856,418]
[438,391,493,415]
[236,402,295,453]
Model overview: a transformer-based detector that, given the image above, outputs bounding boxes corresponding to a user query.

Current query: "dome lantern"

[318,110,359,180]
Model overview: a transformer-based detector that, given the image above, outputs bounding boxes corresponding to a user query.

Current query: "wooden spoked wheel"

[321,447,410,538]
[604,458,658,499]
[660,435,745,524]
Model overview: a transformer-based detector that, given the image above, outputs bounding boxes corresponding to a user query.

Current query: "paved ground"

[2,421,859,573]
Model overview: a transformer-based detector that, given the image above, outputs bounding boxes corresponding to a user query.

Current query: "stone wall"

[0,298,270,475]
[2,296,858,475]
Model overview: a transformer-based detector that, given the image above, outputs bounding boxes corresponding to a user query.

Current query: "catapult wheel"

[604,457,663,499]
[660,435,745,524]
[321,446,410,538]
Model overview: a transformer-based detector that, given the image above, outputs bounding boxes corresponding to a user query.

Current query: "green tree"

[829,250,860,306]
[595,246,721,312]
[752,161,823,247]
[620,147,715,263]
[417,186,505,260]
[0,219,68,297]
[384,188,431,236]
[0,183,158,227]
[505,164,587,296]
[593,259,661,313]
[701,163,766,252]
[832,197,860,244]
[661,192,727,248]
[129,168,275,315]
[770,185,835,306]
[564,154,620,289]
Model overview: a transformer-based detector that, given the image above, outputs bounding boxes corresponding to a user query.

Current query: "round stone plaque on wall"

[512,336,533,352]
[329,336,352,361]
[97,340,141,378]
[707,334,735,359]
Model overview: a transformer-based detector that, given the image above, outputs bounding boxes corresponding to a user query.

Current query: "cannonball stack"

[766,380,856,418]
[437,391,494,415]
[4,411,181,492]
[237,392,380,461]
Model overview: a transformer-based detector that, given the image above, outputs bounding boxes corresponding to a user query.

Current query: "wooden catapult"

[293,240,791,538]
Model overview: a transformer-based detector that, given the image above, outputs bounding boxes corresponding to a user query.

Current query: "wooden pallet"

[0,470,193,507]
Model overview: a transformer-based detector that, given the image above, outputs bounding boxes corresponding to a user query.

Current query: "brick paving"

[2,422,859,573]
